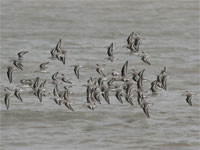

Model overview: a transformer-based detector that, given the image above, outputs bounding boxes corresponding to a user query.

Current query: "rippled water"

[0,0,200,150]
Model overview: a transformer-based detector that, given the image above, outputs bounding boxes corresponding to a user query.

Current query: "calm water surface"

[0,0,200,150]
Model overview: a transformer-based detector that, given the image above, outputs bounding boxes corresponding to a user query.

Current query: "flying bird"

[182,91,192,106]
[4,87,13,110]
[107,43,114,62]
[96,64,106,77]
[17,51,29,60]
[121,61,129,81]
[141,100,153,118]
[74,65,82,79]
[39,62,49,72]
[7,66,16,83]
[141,55,151,65]
[14,88,23,102]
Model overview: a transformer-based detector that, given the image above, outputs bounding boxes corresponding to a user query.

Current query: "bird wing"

[107,43,113,57]
[74,66,80,79]
[7,68,13,83]
[40,62,49,70]
[186,95,192,106]
[5,93,12,110]
[121,61,128,77]
[55,39,62,52]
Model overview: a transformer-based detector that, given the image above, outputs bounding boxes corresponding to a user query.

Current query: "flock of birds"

[3,32,193,118]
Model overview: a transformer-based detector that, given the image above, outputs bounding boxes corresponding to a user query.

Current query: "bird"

[14,88,23,102]
[161,74,169,90]
[107,43,114,62]
[60,74,72,84]
[36,81,46,102]
[85,84,97,110]
[53,84,59,97]
[137,69,145,91]
[96,64,106,77]
[17,51,29,60]
[52,84,62,105]
[121,61,129,82]
[7,66,16,83]
[130,69,139,82]
[51,71,59,85]
[39,62,49,72]
[182,91,192,106]
[52,71,59,81]
[50,39,62,59]
[56,52,66,65]
[156,67,169,90]
[61,90,74,112]
[140,100,153,118]
[126,32,134,46]
[137,90,144,106]
[32,77,40,92]
[141,55,151,65]
[4,87,13,110]
[124,82,134,105]
[73,65,82,79]
[50,48,57,59]
[150,80,158,95]
[55,39,62,52]
[100,85,111,104]
[20,79,34,88]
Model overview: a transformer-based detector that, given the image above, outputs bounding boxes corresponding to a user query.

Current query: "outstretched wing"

[121,61,128,77]
[55,39,61,52]
[107,43,113,57]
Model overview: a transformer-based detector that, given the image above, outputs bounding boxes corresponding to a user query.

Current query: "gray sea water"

[0,0,200,150]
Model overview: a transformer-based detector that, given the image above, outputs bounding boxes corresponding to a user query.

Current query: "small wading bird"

[107,43,115,62]
[140,51,151,65]
[140,100,153,118]
[182,91,193,106]
[4,87,13,110]
[14,88,24,102]
[38,62,49,73]
[73,65,83,79]
[17,51,29,60]
[96,64,106,77]
[121,61,129,82]
[150,80,158,95]
[60,73,72,84]
[7,66,16,84]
